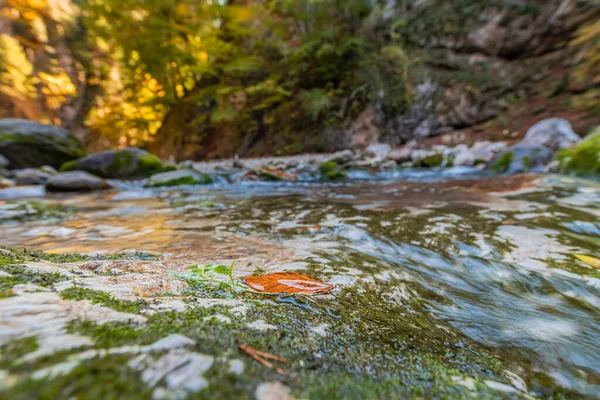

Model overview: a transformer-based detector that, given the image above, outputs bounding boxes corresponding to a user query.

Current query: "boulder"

[61,147,166,179]
[13,168,53,186]
[471,141,507,163]
[451,146,476,167]
[491,144,553,174]
[389,140,417,163]
[0,119,85,169]
[365,143,391,161]
[145,170,213,187]
[45,171,111,192]
[556,127,600,175]
[522,118,580,152]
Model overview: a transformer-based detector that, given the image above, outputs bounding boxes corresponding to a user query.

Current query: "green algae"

[318,161,348,181]
[416,153,444,168]
[147,174,213,187]
[59,160,77,172]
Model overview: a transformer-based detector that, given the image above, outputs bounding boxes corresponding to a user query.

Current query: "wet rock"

[255,382,295,400]
[45,171,111,192]
[0,119,85,169]
[447,144,475,166]
[389,140,417,162]
[491,144,553,174]
[471,141,507,163]
[325,149,354,164]
[146,169,212,187]
[0,154,8,168]
[0,178,14,189]
[257,167,297,182]
[232,154,246,169]
[556,127,600,175]
[61,147,166,179]
[0,185,45,199]
[521,118,580,152]
[14,168,53,185]
[365,142,391,161]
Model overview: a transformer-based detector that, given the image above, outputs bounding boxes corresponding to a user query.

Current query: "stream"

[1,170,600,398]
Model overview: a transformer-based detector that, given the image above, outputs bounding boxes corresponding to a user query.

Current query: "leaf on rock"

[574,254,600,269]
[245,272,333,294]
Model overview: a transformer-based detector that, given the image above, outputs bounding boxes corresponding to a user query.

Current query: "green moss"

[322,170,348,180]
[147,174,213,187]
[108,151,134,175]
[556,128,600,176]
[59,160,78,172]
[0,336,39,364]
[491,151,514,173]
[133,153,165,177]
[318,161,338,174]
[522,155,532,170]
[60,287,146,314]
[0,264,68,298]
[258,170,285,181]
[416,154,444,168]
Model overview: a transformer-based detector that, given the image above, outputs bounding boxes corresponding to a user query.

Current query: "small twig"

[239,344,289,375]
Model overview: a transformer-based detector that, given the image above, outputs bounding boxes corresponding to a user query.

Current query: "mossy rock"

[491,151,514,174]
[0,119,85,169]
[556,128,600,176]
[416,154,444,168]
[318,161,338,174]
[145,170,213,187]
[318,161,347,181]
[60,148,166,179]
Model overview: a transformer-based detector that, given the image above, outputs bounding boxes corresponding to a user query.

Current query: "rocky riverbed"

[1,170,600,398]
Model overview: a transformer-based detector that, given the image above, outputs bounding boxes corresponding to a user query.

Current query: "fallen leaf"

[239,344,289,375]
[574,254,600,269]
[245,272,333,294]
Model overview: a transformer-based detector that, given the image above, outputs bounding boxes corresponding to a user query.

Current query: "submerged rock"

[13,168,53,186]
[145,169,212,187]
[60,147,166,179]
[0,119,85,169]
[45,171,111,192]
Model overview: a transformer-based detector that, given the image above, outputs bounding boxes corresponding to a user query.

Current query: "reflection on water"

[1,173,600,396]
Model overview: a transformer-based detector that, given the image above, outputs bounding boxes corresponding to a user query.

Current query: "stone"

[389,140,417,162]
[60,147,165,179]
[0,185,45,199]
[471,141,507,163]
[522,118,580,152]
[491,144,553,174]
[451,146,476,167]
[0,154,8,168]
[255,382,295,400]
[0,178,14,189]
[365,142,391,161]
[45,171,111,192]
[0,119,85,169]
[13,168,53,185]
[325,149,354,164]
[145,169,212,187]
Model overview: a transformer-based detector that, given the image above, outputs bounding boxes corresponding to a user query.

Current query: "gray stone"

[471,141,507,163]
[0,185,45,199]
[14,168,53,185]
[365,143,391,161]
[452,146,476,167]
[0,119,85,168]
[0,154,8,168]
[326,150,354,164]
[45,171,111,192]
[491,144,553,174]
[389,140,417,162]
[146,170,212,187]
[62,147,164,179]
[522,118,580,152]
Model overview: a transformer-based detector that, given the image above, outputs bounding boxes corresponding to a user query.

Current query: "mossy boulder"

[145,169,213,187]
[45,171,111,192]
[0,119,85,169]
[60,148,165,179]
[318,161,348,181]
[491,144,552,174]
[416,153,444,168]
[556,128,600,176]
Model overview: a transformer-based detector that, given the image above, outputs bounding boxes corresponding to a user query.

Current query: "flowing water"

[1,171,600,397]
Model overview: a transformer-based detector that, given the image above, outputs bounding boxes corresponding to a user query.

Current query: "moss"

[133,153,165,177]
[2,355,154,400]
[491,151,513,173]
[0,336,39,364]
[318,161,338,174]
[60,287,146,314]
[59,160,78,172]
[474,158,487,165]
[258,170,285,181]
[147,174,213,187]
[0,264,68,298]
[556,128,600,176]
[322,170,348,181]
[416,154,444,168]
[108,150,134,175]
[522,155,532,170]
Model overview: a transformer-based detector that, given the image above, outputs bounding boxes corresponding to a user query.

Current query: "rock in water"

[0,154,9,168]
[45,171,111,192]
[365,143,391,161]
[522,118,580,152]
[0,119,85,169]
[14,168,53,186]
[145,169,213,187]
[60,147,165,179]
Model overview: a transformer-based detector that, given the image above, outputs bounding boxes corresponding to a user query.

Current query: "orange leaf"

[245,272,333,294]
